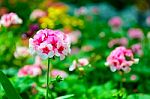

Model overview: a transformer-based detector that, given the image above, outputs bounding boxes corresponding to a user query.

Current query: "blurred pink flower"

[29,29,71,60]
[68,30,81,44]
[108,37,128,48]
[131,43,143,56]
[128,28,144,39]
[30,9,46,20]
[14,46,30,58]
[0,12,22,27]
[51,69,68,78]
[81,45,94,52]
[18,65,42,77]
[71,47,80,55]
[75,7,87,16]
[69,58,89,71]
[130,74,137,81]
[146,16,150,26]
[108,16,122,28]
[105,46,139,72]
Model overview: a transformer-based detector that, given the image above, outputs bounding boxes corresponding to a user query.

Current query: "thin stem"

[46,58,50,99]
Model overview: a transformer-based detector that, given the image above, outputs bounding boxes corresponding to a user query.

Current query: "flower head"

[128,28,144,40]
[29,29,71,60]
[108,37,128,48]
[69,58,89,71]
[131,43,143,56]
[108,16,122,28]
[18,65,42,77]
[0,12,22,27]
[14,46,30,58]
[30,9,46,21]
[105,46,139,72]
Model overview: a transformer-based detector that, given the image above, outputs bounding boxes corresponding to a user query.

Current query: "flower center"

[42,47,50,54]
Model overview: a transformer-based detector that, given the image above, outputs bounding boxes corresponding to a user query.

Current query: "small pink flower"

[18,65,42,77]
[51,69,68,78]
[81,45,93,52]
[0,12,22,27]
[146,16,150,26]
[105,46,139,72]
[69,58,89,71]
[128,28,144,40]
[30,9,46,20]
[131,43,143,56]
[68,30,81,44]
[14,46,30,58]
[108,16,122,28]
[75,7,87,16]
[108,37,128,48]
[29,29,71,60]
[130,74,137,81]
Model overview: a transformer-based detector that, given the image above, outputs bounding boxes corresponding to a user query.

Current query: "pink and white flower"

[14,46,30,58]
[108,37,128,48]
[67,30,81,44]
[69,58,89,71]
[29,29,71,60]
[18,65,42,77]
[0,12,22,27]
[128,28,144,40]
[51,69,68,78]
[105,46,139,72]
[30,9,46,20]
[108,16,122,28]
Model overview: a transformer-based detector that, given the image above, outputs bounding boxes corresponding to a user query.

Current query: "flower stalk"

[46,58,50,99]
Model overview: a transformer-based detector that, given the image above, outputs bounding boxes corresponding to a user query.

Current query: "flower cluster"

[131,43,143,56]
[29,29,71,60]
[14,46,30,58]
[18,65,42,77]
[128,28,144,40]
[38,4,84,29]
[105,46,139,72]
[108,16,122,28]
[30,9,46,21]
[69,58,89,71]
[108,37,128,48]
[0,12,22,27]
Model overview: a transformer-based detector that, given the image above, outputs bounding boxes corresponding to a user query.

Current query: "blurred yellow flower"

[38,4,84,30]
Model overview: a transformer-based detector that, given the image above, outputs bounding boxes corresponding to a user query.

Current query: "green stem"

[46,58,50,99]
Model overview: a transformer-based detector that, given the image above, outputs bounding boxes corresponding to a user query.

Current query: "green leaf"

[56,94,74,99]
[0,71,22,99]
[127,94,150,99]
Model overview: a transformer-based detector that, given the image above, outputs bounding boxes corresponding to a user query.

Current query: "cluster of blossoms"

[14,46,30,58]
[0,12,22,27]
[128,28,144,40]
[18,56,43,77]
[108,37,128,48]
[29,29,71,60]
[131,43,143,57]
[18,65,42,77]
[38,4,84,29]
[105,46,139,72]
[30,9,46,21]
[108,16,122,28]
[69,58,89,71]
[67,30,81,44]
